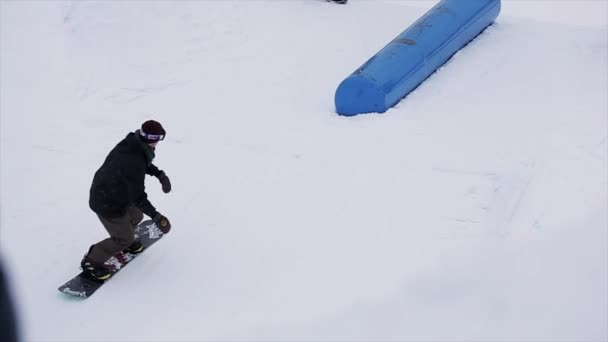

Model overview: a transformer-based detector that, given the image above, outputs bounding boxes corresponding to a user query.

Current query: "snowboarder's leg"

[87,211,137,265]
[127,206,144,227]
[124,207,144,254]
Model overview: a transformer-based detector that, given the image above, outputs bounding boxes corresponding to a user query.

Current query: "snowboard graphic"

[58,220,164,298]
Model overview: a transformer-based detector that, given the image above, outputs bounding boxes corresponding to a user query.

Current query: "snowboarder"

[81,120,172,280]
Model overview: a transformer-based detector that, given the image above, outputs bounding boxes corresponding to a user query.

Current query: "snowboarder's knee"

[131,210,143,227]
[127,206,144,227]
[112,235,135,249]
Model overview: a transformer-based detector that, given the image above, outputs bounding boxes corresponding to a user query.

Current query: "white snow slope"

[1,1,606,341]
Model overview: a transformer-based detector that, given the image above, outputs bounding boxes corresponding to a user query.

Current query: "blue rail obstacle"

[334,0,501,116]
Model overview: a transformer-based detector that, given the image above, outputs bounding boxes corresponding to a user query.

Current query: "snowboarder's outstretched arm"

[146,164,172,193]
[146,163,162,177]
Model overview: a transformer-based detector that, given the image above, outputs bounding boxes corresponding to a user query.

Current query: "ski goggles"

[140,131,166,142]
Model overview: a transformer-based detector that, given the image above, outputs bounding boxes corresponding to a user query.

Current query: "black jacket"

[89,132,163,218]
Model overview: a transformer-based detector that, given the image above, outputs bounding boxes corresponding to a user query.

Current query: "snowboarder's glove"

[157,171,171,193]
[153,213,171,234]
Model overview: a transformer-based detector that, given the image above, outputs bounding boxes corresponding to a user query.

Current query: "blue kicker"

[335,0,501,116]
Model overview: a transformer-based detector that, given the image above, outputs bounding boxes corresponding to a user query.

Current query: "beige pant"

[87,206,144,265]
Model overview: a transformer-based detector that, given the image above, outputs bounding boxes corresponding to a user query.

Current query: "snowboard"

[58,219,164,299]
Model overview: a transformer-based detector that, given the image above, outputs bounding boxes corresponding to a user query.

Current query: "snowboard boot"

[124,240,144,255]
[80,254,111,281]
